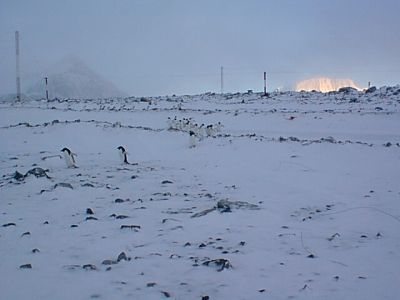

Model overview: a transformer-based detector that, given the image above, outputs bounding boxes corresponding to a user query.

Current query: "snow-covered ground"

[1,87,400,300]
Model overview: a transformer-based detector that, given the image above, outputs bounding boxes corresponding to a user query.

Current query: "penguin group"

[168,116,222,137]
[60,146,131,168]
[167,116,223,148]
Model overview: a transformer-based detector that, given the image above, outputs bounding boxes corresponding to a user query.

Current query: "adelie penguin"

[117,146,130,164]
[189,131,197,148]
[61,147,77,168]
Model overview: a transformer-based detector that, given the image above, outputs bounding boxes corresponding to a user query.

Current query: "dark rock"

[146,282,157,287]
[191,208,216,218]
[86,208,94,215]
[115,198,126,203]
[338,87,357,93]
[161,180,173,184]
[199,243,207,248]
[384,142,392,147]
[117,252,128,262]
[43,221,49,225]
[70,224,78,228]
[321,136,335,143]
[202,258,232,271]
[161,291,171,298]
[31,248,40,253]
[202,296,210,300]
[13,171,25,181]
[82,264,97,270]
[25,167,51,179]
[365,86,377,93]
[21,231,31,237]
[375,106,383,111]
[86,216,98,221]
[120,225,141,230]
[102,259,117,265]
[116,215,129,219]
[54,183,73,189]
[2,223,16,227]
[216,201,231,213]
[20,264,32,269]
[216,199,259,211]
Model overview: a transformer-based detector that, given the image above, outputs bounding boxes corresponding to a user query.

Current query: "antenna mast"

[15,31,21,101]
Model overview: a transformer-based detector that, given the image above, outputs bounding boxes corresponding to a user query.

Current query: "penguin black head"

[117,146,126,152]
[61,147,71,154]
[189,131,195,136]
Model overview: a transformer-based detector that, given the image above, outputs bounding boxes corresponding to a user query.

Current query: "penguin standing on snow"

[61,147,77,168]
[117,146,129,164]
[189,131,197,148]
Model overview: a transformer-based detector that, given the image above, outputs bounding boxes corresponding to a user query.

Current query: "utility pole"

[220,66,224,94]
[44,77,49,100]
[15,31,21,102]
[263,71,269,97]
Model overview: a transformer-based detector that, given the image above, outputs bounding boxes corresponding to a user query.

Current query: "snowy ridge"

[26,57,127,99]
[0,87,399,299]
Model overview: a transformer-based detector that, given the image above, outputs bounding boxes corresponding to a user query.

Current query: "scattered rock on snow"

[216,199,260,211]
[25,167,51,179]
[102,259,118,265]
[20,264,32,269]
[120,225,141,230]
[54,183,73,189]
[161,180,173,184]
[13,171,25,181]
[161,291,171,298]
[146,282,157,287]
[82,264,97,271]
[117,252,129,262]
[191,208,216,218]
[202,258,232,271]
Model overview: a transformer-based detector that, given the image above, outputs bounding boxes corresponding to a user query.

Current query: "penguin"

[117,146,129,164]
[215,121,223,133]
[189,131,197,148]
[206,125,215,137]
[61,147,77,168]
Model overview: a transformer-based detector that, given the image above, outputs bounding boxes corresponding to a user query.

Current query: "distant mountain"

[295,77,362,92]
[27,56,127,99]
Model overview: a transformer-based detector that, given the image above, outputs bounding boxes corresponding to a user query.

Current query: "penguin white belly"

[63,152,75,168]
[189,135,197,148]
[119,151,126,164]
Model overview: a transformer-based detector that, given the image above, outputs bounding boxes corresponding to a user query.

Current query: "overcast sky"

[1,0,399,96]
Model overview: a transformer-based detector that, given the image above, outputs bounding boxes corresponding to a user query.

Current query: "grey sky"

[1,0,399,96]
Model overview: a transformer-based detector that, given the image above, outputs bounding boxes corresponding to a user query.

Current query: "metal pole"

[45,77,49,100]
[15,31,21,101]
[263,72,267,96]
